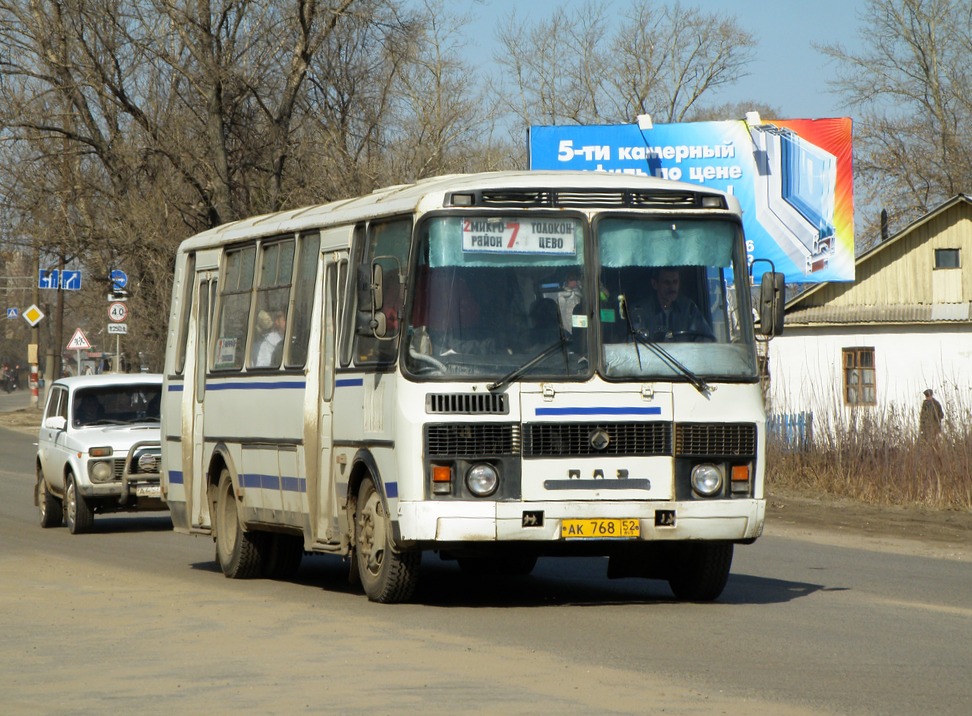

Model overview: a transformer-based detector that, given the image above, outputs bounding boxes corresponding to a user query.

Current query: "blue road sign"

[39,269,59,289]
[5,308,18,319]
[110,269,128,290]
[61,270,82,291]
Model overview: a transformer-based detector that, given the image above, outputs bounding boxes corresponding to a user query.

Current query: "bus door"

[186,269,217,531]
[313,244,348,547]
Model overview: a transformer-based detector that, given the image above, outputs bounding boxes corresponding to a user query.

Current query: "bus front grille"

[426,392,509,415]
[523,422,672,457]
[426,423,520,457]
[675,423,757,457]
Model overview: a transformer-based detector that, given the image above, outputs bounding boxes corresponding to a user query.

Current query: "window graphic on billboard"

[528,117,854,284]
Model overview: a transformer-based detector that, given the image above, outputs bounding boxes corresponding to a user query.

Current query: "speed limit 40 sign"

[108,302,129,322]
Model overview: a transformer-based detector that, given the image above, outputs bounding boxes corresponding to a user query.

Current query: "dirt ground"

[7,406,971,560]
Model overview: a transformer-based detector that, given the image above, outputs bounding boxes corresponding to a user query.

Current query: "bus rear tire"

[667,542,733,602]
[354,476,419,603]
[215,469,265,579]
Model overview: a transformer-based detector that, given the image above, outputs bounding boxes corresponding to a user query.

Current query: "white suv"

[35,374,165,533]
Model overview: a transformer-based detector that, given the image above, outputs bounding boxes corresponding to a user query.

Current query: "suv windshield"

[72,385,162,427]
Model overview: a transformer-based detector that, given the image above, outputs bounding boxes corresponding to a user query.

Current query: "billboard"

[528,117,854,283]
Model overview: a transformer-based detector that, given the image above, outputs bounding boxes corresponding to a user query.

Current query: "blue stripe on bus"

[335,378,364,388]
[240,473,307,493]
[207,381,306,391]
[534,406,663,416]
[167,384,184,392]
[168,471,184,484]
[385,482,398,498]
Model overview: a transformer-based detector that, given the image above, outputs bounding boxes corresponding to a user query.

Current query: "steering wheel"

[408,350,447,373]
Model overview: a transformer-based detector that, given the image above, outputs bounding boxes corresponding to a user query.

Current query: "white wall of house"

[767,326,972,439]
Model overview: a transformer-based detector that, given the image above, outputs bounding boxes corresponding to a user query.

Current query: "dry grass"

[768,406,972,511]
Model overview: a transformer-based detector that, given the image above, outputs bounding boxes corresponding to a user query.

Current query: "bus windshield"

[403,214,757,382]
[597,217,758,380]
[405,215,590,380]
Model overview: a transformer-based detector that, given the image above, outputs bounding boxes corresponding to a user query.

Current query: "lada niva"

[35,374,165,533]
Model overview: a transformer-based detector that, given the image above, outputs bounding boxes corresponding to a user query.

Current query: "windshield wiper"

[618,294,710,396]
[488,305,572,392]
[487,334,569,392]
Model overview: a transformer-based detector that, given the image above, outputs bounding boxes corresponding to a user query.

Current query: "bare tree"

[820,0,972,241]
[494,0,756,130]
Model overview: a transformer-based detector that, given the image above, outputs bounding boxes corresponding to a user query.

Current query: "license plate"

[136,484,161,498]
[561,518,640,539]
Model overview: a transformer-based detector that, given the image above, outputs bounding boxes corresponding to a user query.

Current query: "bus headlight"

[90,460,113,483]
[690,464,724,497]
[465,463,499,497]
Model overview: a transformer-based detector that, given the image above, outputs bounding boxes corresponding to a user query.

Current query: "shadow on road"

[179,552,837,608]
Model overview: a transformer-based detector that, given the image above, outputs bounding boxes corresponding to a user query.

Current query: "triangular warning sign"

[66,328,92,350]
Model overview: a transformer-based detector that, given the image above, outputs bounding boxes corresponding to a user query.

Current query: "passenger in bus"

[630,267,713,342]
[254,309,286,366]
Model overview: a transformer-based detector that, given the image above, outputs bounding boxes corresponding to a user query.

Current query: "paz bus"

[160,170,784,603]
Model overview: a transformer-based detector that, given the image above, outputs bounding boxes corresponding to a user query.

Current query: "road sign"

[108,323,128,335]
[39,269,59,289]
[66,328,92,350]
[110,269,128,290]
[6,308,18,319]
[61,270,82,291]
[108,302,128,322]
[23,305,45,326]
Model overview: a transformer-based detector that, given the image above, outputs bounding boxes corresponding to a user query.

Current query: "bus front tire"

[215,469,265,579]
[354,476,419,603]
[667,542,733,602]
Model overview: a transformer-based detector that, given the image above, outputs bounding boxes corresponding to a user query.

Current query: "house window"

[934,248,960,269]
[843,347,876,406]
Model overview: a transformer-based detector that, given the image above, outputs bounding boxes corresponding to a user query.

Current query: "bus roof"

[177,170,738,251]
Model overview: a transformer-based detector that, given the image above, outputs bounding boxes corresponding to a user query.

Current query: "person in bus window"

[631,267,713,342]
[255,309,286,366]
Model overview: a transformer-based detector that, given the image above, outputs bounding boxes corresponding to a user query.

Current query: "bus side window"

[286,232,321,368]
[175,253,195,375]
[249,238,295,370]
[214,246,256,371]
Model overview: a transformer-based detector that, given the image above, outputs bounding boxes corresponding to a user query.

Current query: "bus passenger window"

[286,232,320,368]
[214,246,255,370]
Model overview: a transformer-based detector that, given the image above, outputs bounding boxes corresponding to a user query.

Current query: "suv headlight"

[90,460,113,482]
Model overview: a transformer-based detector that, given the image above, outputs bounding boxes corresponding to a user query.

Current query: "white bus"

[161,170,784,603]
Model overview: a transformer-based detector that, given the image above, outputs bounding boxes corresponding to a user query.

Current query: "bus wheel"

[215,469,265,579]
[354,477,419,603]
[667,542,733,602]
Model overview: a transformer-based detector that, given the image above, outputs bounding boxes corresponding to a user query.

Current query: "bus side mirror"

[758,271,785,337]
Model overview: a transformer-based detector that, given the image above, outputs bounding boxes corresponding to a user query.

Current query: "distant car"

[35,374,165,533]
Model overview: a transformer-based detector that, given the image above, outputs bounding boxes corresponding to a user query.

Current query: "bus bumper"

[396,499,765,544]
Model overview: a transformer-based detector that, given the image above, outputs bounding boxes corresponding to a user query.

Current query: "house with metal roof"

[767,194,972,440]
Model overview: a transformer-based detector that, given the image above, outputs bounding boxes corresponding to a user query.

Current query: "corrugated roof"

[786,302,972,325]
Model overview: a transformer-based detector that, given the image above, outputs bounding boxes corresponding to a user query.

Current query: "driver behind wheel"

[630,267,714,342]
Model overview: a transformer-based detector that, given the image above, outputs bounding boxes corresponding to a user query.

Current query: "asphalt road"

[1,411,971,715]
